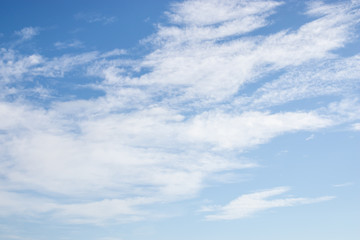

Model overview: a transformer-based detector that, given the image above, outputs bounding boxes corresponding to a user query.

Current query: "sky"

[0,0,359,239]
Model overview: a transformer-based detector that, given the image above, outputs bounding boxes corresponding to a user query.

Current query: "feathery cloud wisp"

[202,187,334,220]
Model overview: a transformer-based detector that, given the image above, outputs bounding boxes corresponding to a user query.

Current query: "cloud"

[183,110,332,150]
[154,0,283,43]
[167,0,282,26]
[333,182,354,188]
[0,189,153,224]
[305,134,315,141]
[14,27,39,40]
[0,49,100,85]
[202,187,334,220]
[0,98,334,223]
[140,0,360,106]
[352,123,360,131]
[0,0,360,224]
[100,49,127,58]
[75,12,117,25]
[0,97,343,223]
[237,55,360,109]
[0,49,43,97]
[54,40,84,49]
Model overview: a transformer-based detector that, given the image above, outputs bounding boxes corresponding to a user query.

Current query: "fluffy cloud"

[15,27,39,40]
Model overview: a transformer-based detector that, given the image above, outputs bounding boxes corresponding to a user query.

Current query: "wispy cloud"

[166,0,283,32]
[305,134,315,141]
[352,123,360,131]
[0,49,99,86]
[14,27,39,40]
[141,0,360,106]
[0,49,43,83]
[75,12,117,25]
[237,55,360,110]
[333,182,354,188]
[155,0,283,43]
[54,40,84,49]
[0,0,360,225]
[202,187,334,220]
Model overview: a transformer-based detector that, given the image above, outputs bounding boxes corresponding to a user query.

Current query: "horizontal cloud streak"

[203,187,334,220]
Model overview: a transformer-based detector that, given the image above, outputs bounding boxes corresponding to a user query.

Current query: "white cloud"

[15,27,39,40]
[0,49,106,90]
[352,123,360,131]
[333,182,354,188]
[0,189,153,224]
[0,98,334,223]
[238,55,360,109]
[183,110,332,150]
[100,49,127,58]
[33,51,100,77]
[0,49,43,83]
[327,98,360,122]
[0,0,360,224]
[139,0,360,106]
[167,0,282,26]
[155,0,283,43]
[305,134,315,141]
[54,40,83,49]
[202,187,334,220]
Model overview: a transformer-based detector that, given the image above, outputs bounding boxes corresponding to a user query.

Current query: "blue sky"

[0,0,360,239]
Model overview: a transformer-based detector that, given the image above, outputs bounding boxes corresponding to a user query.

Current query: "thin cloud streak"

[333,182,354,188]
[202,187,334,220]
[74,12,117,25]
